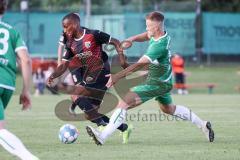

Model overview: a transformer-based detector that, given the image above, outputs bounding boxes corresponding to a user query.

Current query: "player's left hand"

[46,76,54,87]
[46,76,59,88]
[19,91,32,111]
[105,74,119,88]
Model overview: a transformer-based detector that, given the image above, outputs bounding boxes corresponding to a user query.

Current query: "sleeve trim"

[142,55,153,63]
[15,46,28,53]
[59,42,64,46]
[0,84,15,90]
[62,59,69,61]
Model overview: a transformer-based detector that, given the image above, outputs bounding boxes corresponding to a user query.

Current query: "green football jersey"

[0,20,27,90]
[144,32,172,85]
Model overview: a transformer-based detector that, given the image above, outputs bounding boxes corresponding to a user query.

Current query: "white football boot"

[86,126,104,145]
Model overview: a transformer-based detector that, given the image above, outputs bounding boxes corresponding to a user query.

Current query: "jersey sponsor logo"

[76,51,92,59]
[85,41,91,48]
[0,57,9,65]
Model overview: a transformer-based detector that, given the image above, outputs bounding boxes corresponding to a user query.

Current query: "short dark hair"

[0,0,8,15]
[62,12,80,23]
[146,11,164,22]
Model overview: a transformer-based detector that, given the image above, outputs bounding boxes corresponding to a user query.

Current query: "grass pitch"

[1,94,240,160]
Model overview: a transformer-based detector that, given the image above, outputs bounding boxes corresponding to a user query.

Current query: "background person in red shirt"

[171,54,188,95]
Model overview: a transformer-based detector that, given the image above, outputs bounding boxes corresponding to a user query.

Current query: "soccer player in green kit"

[0,0,39,159]
[86,11,214,145]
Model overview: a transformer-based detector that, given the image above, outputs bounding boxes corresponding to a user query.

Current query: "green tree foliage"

[202,0,240,12]
[6,0,240,13]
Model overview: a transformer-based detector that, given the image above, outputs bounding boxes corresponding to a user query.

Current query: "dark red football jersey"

[59,27,111,83]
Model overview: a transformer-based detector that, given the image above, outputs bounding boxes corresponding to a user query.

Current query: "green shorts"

[131,82,173,105]
[0,87,13,120]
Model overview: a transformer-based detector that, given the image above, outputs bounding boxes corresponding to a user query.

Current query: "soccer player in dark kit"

[47,13,132,144]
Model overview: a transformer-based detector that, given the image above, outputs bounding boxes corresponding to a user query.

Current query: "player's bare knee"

[117,100,130,110]
[160,104,175,115]
[117,91,142,110]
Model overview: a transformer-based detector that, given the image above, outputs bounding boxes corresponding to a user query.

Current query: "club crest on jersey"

[85,41,91,48]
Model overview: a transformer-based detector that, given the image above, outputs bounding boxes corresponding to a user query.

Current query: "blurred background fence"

[4,0,240,65]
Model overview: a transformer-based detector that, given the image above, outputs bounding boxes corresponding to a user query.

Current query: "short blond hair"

[146,11,164,22]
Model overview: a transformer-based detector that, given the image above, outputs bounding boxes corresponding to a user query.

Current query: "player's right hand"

[105,74,119,88]
[120,39,133,50]
[19,91,32,111]
[46,76,55,87]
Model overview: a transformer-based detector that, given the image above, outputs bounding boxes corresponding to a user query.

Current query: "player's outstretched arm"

[127,32,149,42]
[110,37,129,69]
[120,32,149,51]
[17,49,32,110]
[106,56,150,88]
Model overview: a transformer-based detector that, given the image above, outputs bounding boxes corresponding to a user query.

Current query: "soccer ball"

[59,124,79,144]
